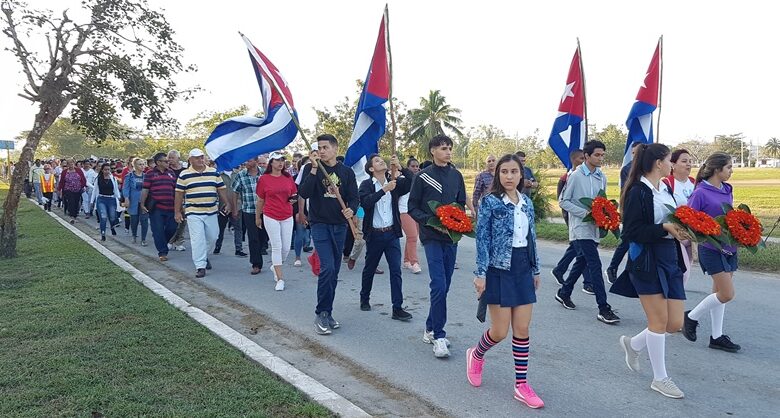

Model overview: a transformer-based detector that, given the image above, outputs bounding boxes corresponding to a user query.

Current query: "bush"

[530,168,553,222]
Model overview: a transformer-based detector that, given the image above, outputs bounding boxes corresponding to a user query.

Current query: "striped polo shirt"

[176,166,225,216]
[142,168,177,212]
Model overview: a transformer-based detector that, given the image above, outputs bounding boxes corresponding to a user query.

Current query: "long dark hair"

[489,154,524,197]
[619,143,671,211]
[694,152,731,186]
[263,157,290,177]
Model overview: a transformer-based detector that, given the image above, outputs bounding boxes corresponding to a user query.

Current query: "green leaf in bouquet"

[449,202,465,211]
[737,203,751,213]
[427,200,443,213]
[610,199,620,209]
[450,231,463,243]
[579,197,594,208]
[582,213,594,223]
[746,245,758,254]
[611,229,621,240]
[464,230,476,239]
[599,228,608,239]
[721,202,733,215]
[598,189,608,198]
[664,204,677,215]
[704,235,724,250]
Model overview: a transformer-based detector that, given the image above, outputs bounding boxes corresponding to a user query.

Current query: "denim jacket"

[474,193,540,278]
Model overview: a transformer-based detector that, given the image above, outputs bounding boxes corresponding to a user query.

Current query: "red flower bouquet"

[580,190,621,239]
[665,204,723,248]
[718,203,765,253]
[427,201,476,243]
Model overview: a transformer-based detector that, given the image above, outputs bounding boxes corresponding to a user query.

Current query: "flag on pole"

[344,11,390,184]
[547,46,586,170]
[205,35,298,172]
[623,38,662,167]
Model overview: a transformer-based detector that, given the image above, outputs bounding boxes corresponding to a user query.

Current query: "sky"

[1,0,778,148]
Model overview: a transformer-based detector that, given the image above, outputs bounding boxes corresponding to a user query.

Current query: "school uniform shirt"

[371,178,394,228]
[176,166,225,217]
[639,176,676,238]
[503,194,529,247]
[256,173,297,221]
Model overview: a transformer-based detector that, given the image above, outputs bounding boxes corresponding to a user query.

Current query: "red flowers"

[673,206,721,236]
[580,190,620,239]
[721,204,763,250]
[436,204,474,233]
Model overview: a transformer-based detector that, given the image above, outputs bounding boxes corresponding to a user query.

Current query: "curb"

[32,200,370,418]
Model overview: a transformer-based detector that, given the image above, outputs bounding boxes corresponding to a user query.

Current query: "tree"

[591,124,628,167]
[407,90,464,159]
[1,0,194,258]
[763,137,780,158]
[713,133,747,165]
[676,139,714,165]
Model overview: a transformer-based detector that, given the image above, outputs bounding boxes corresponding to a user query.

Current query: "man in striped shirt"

[175,149,231,278]
[141,152,179,261]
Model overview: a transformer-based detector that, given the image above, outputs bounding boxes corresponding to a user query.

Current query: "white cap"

[311,142,319,151]
[269,151,285,160]
[188,148,205,158]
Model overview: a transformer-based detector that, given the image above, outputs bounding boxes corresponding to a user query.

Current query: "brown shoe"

[159,255,168,262]
[347,258,356,270]
[195,268,206,278]
[250,266,261,275]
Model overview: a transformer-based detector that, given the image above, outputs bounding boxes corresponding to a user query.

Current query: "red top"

[256,173,297,221]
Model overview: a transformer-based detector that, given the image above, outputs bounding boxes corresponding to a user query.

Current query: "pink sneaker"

[465,347,484,387]
[514,383,544,409]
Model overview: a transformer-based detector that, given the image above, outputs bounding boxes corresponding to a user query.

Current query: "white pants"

[187,214,219,269]
[264,215,293,266]
[82,189,92,214]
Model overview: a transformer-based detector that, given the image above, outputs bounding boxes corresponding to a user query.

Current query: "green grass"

[0,186,332,418]
[534,220,780,272]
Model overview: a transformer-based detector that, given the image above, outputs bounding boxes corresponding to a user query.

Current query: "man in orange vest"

[40,163,56,211]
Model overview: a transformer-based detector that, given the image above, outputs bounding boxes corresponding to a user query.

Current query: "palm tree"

[763,137,780,158]
[407,90,464,158]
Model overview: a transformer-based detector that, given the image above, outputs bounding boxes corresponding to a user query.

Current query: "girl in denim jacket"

[467,154,543,409]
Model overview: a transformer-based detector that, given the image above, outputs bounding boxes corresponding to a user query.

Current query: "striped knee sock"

[474,329,498,360]
[513,336,530,385]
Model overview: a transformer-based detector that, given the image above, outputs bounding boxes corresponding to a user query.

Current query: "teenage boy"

[551,149,586,288]
[358,153,413,321]
[408,134,467,358]
[299,134,360,335]
[555,140,620,325]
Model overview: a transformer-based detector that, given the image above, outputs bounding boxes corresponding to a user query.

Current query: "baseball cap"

[269,151,285,160]
[188,148,205,158]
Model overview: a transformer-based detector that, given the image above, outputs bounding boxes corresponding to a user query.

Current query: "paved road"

[82,220,780,417]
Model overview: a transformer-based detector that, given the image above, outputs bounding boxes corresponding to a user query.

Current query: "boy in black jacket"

[358,154,413,321]
[299,134,360,336]
[408,135,467,358]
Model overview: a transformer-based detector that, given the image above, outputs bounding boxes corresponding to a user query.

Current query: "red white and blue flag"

[344,10,390,183]
[624,38,662,167]
[205,34,298,172]
[548,46,586,170]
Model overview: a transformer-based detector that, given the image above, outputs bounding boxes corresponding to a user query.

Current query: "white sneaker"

[402,261,412,270]
[275,280,285,291]
[422,330,451,347]
[168,243,174,250]
[432,338,450,358]
[411,263,422,274]
[620,335,641,372]
[650,377,684,399]
[294,260,302,267]
[175,244,186,251]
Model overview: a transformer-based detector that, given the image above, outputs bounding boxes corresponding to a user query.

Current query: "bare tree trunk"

[0,103,61,258]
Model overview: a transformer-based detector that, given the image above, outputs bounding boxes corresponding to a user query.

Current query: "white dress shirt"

[640,176,676,239]
[372,177,394,229]
[503,194,528,248]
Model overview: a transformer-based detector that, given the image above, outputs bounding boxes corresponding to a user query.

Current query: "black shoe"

[235,250,248,257]
[327,313,340,329]
[360,301,371,311]
[709,335,741,352]
[260,248,268,255]
[682,310,698,342]
[582,284,595,295]
[555,292,576,310]
[101,234,106,242]
[551,269,565,286]
[110,227,117,236]
[213,246,221,254]
[195,268,206,278]
[206,259,212,270]
[392,308,413,321]
[303,246,313,253]
[597,309,620,324]
[606,267,618,285]
[314,312,332,335]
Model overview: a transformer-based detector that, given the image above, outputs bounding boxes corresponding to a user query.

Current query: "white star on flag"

[560,81,576,104]
[559,124,572,147]
[641,73,649,89]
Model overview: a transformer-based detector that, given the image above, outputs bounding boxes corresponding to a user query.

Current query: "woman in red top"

[256,152,298,291]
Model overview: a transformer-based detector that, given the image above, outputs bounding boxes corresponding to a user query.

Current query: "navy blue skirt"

[484,247,536,307]
[628,239,686,300]
[699,246,739,275]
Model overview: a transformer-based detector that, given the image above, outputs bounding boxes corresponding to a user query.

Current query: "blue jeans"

[608,236,630,271]
[294,221,310,257]
[424,241,458,339]
[96,196,118,234]
[149,209,178,256]
[311,223,347,315]
[559,240,610,312]
[360,230,404,309]
[130,213,149,240]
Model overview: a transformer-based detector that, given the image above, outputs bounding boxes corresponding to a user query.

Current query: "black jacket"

[358,169,412,240]
[610,182,686,298]
[407,163,467,244]
[298,162,359,225]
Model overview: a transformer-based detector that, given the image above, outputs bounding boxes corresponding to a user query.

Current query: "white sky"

[1,0,778,147]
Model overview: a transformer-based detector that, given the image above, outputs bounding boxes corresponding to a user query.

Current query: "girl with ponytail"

[683,152,742,353]
[611,143,691,399]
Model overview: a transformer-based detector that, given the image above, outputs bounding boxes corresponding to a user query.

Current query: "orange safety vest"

[40,174,56,193]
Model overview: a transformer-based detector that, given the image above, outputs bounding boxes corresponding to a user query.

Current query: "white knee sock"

[630,328,648,351]
[646,331,668,380]
[710,303,725,339]
[688,293,722,321]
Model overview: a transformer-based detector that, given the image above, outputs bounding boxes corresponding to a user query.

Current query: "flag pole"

[384,4,399,177]
[578,38,589,142]
[655,35,664,144]
[239,31,361,239]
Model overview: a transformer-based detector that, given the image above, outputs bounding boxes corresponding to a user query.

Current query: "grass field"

[0,186,332,417]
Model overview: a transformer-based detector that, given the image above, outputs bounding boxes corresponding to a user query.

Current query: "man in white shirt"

[357,154,413,321]
[82,160,98,218]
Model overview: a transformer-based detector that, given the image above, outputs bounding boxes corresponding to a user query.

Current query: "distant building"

[757,158,780,168]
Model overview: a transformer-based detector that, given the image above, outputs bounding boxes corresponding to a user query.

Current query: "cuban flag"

[205,34,298,172]
[344,11,390,184]
[547,46,586,170]
[624,38,662,167]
